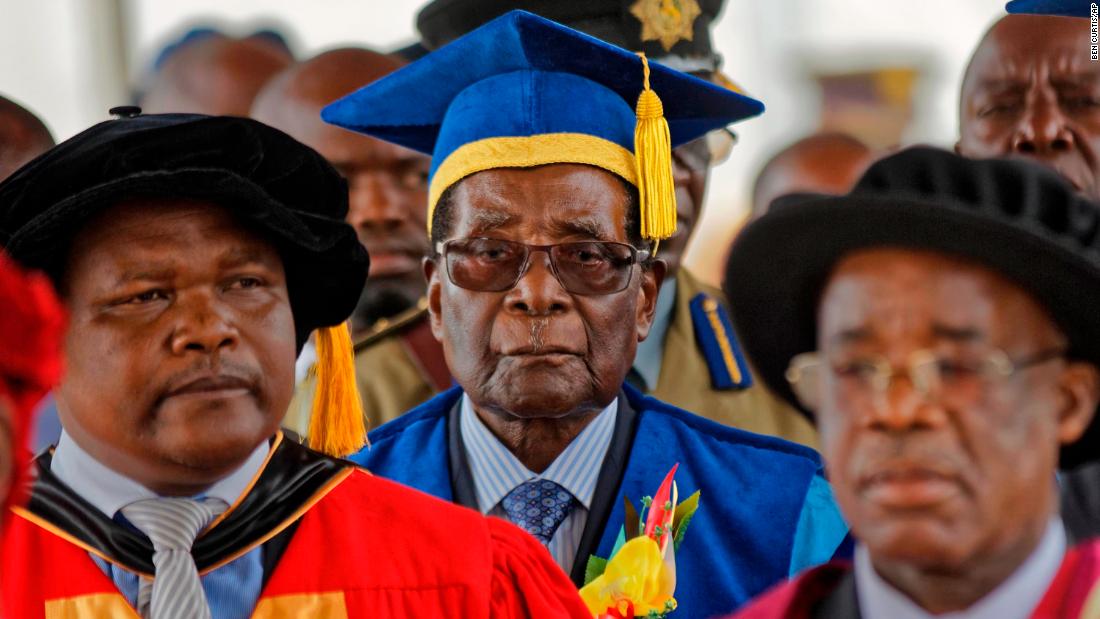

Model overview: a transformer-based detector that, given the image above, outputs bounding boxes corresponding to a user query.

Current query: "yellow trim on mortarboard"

[425,55,678,248]
[426,133,638,235]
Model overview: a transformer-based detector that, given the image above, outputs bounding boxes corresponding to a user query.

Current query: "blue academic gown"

[352,385,849,618]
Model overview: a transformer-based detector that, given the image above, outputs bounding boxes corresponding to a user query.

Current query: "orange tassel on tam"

[308,322,367,458]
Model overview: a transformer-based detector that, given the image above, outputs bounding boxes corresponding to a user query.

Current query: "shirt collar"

[854,518,1067,619]
[632,278,677,391]
[50,430,271,519]
[459,394,618,514]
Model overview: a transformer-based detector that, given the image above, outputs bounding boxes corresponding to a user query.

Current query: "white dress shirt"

[49,431,273,619]
[460,394,617,574]
[51,430,270,519]
[854,518,1067,619]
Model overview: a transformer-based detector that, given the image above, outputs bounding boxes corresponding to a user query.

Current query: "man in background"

[0,251,64,534]
[958,4,1100,200]
[252,48,447,432]
[751,132,874,216]
[958,0,1100,542]
[140,29,293,116]
[1,94,60,453]
[0,94,53,181]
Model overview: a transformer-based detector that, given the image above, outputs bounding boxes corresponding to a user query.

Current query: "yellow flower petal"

[578,537,677,616]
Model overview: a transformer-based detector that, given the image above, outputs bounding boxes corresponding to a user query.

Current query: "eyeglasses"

[435,237,649,296]
[785,347,1067,412]
[673,128,738,173]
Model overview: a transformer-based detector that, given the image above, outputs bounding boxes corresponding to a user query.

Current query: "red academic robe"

[2,435,590,618]
[727,540,1100,619]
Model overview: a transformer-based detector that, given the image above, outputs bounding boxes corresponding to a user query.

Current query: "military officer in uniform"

[252,49,451,433]
[411,0,816,446]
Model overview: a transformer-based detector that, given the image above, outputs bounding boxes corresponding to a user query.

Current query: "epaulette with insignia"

[689,293,753,390]
[353,298,430,353]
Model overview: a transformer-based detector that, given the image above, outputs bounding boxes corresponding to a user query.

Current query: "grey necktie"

[120,496,228,619]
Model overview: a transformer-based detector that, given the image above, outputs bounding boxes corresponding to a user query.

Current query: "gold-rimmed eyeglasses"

[435,237,649,296]
[785,347,1067,412]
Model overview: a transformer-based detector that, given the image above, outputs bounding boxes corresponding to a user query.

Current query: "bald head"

[752,133,874,215]
[252,48,402,136]
[0,95,53,182]
[958,15,1100,198]
[253,48,432,332]
[140,34,293,116]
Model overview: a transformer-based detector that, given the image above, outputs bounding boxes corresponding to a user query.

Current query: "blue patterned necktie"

[120,496,228,619]
[501,478,576,545]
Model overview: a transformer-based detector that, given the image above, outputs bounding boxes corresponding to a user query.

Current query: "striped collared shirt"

[460,394,617,574]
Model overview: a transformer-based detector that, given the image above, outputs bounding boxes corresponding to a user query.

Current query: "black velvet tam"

[724,146,1100,468]
[0,113,369,349]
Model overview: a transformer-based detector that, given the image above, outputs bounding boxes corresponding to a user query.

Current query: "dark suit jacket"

[733,541,1100,618]
[1061,461,1100,544]
[811,571,859,619]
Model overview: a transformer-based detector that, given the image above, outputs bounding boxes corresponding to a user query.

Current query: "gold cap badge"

[630,0,703,52]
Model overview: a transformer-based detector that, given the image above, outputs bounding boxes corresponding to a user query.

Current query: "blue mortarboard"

[1006,0,1093,17]
[322,10,763,243]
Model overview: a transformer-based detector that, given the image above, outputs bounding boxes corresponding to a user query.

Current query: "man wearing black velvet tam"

[0,111,589,618]
[723,147,1100,618]
[412,0,817,447]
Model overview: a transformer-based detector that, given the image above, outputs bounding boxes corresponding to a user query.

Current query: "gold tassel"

[308,322,368,458]
[634,53,677,244]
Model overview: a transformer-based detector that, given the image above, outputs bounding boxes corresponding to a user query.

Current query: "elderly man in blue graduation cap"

[412,0,818,450]
[325,11,849,618]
